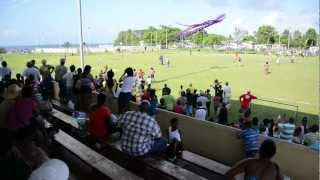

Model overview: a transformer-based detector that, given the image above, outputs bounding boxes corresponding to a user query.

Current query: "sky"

[0,0,318,46]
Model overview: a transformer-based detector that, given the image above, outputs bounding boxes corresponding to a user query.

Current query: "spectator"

[89,93,113,142]
[278,117,295,142]
[0,84,21,129]
[117,100,166,156]
[173,100,184,114]
[303,124,319,146]
[205,89,212,115]
[148,89,158,117]
[213,79,222,97]
[30,59,39,69]
[39,59,54,81]
[75,65,95,112]
[213,94,222,115]
[158,98,166,109]
[260,119,270,136]
[239,120,259,158]
[8,86,38,130]
[268,119,275,137]
[23,61,41,82]
[292,127,303,144]
[239,91,257,114]
[62,65,76,103]
[28,159,69,180]
[177,91,187,112]
[222,82,231,107]
[16,73,24,86]
[185,89,193,116]
[162,84,170,96]
[162,89,176,111]
[217,103,228,125]
[195,101,207,121]
[55,58,68,101]
[252,117,259,130]
[239,109,251,128]
[0,61,11,80]
[300,117,309,135]
[0,130,31,180]
[225,139,282,180]
[167,118,183,162]
[196,90,209,109]
[118,67,135,114]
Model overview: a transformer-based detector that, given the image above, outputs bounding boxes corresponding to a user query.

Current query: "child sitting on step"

[167,118,183,162]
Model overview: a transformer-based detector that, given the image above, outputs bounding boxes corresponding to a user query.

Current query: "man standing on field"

[239,91,257,114]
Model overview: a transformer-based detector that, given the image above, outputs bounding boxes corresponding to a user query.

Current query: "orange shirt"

[89,106,111,141]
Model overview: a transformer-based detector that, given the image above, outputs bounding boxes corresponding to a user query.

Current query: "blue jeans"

[148,138,167,155]
[186,105,193,116]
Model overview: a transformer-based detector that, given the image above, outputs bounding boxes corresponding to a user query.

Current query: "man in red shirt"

[239,91,257,114]
[89,93,112,142]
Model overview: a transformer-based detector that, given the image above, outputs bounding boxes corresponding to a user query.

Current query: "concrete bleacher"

[52,94,319,180]
[50,107,222,180]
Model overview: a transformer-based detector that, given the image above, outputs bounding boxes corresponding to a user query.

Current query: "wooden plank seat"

[54,130,143,180]
[51,108,207,180]
[182,150,230,175]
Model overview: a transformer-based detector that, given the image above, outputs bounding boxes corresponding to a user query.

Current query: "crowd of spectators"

[0,58,318,180]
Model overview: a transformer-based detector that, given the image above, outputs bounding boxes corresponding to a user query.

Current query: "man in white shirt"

[197,91,209,109]
[195,101,207,120]
[223,82,231,106]
[0,61,11,80]
[63,65,76,102]
[23,61,41,82]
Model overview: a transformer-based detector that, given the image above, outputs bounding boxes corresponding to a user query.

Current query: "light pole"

[166,29,168,49]
[78,0,85,69]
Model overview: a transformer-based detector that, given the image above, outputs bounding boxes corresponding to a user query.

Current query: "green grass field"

[2,50,319,124]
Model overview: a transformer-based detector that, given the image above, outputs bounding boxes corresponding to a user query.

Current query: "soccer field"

[2,50,319,123]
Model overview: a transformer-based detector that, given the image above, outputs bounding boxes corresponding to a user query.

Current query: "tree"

[204,34,226,46]
[291,30,304,48]
[255,25,278,44]
[63,42,71,54]
[0,48,6,54]
[242,35,256,43]
[280,29,290,45]
[304,28,317,47]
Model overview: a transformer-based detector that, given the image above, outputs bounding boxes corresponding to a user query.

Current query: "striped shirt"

[240,128,259,152]
[303,132,320,146]
[279,123,295,142]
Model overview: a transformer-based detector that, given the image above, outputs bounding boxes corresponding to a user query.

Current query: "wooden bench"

[182,150,230,175]
[51,108,207,180]
[107,140,207,180]
[54,130,142,180]
[51,108,79,129]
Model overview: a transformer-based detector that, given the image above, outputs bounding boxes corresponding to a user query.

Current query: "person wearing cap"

[0,84,21,129]
[28,159,69,180]
[117,100,166,156]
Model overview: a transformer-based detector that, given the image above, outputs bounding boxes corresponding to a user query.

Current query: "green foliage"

[0,48,7,54]
[204,34,226,45]
[291,30,304,48]
[255,25,278,44]
[304,28,317,47]
[242,35,256,43]
[63,42,71,48]
[280,29,290,45]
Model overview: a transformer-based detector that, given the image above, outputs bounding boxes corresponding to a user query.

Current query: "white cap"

[29,159,69,180]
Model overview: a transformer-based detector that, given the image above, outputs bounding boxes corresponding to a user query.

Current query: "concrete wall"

[128,102,319,180]
[91,96,319,180]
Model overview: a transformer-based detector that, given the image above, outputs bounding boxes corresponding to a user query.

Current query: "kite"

[177,14,225,39]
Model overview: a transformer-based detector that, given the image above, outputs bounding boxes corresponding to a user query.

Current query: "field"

[2,50,319,124]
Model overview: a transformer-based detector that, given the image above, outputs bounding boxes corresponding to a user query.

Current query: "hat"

[4,84,21,99]
[28,159,69,180]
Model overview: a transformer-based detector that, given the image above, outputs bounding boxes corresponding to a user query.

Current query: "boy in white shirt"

[167,118,183,162]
